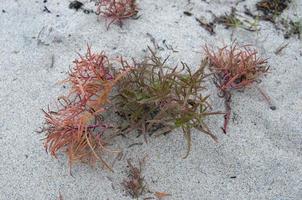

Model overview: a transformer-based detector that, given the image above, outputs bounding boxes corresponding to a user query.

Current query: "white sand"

[0,0,301,199]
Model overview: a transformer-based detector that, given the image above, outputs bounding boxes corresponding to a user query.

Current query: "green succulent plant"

[114,47,219,158]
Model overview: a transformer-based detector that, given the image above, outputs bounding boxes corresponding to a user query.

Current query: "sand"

[0,0,301,199]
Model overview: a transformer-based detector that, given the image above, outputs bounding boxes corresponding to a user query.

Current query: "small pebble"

[270,106,276,110]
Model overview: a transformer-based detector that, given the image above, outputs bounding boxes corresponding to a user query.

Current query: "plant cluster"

[40,46,129,171]
[122,159,146,198]
[214,7,259,32]
[195,7,260,35]
[96,0,138,29]
[256,0,291,21]
[245,1,300,39]
[283,19,302,39]
[215,8,243,29]
[41,43,271,171]
[40,46,220,170]
[204,43,270,133]
[114,47,219,158]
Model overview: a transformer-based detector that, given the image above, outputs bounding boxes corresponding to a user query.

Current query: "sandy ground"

[0,0,302,199]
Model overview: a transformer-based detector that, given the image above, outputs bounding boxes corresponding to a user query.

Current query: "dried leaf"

[154,192,171,199]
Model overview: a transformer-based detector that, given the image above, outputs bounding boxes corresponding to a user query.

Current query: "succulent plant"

[114,47,219,158]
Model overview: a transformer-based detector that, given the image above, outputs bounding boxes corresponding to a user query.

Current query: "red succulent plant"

[41,46,129,172]
[204,43,271,133]
[96,0,138,29]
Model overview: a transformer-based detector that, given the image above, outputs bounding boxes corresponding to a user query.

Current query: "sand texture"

[0,0,301,199]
